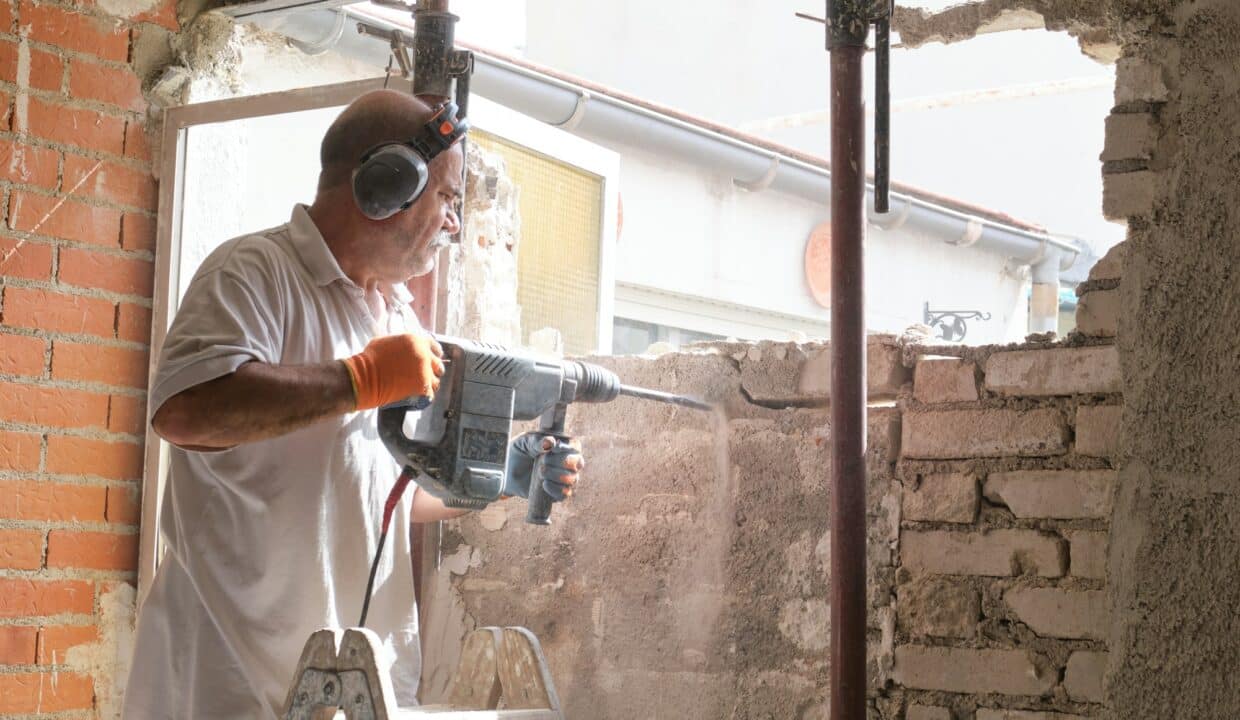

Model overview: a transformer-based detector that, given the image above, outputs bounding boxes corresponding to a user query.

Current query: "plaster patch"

[66,583,136,719]
[97,0,160,19]
[778,598,829,652]
[11,37,30,172]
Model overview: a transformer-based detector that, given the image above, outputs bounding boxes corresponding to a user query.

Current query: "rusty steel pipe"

[829,44,868,720]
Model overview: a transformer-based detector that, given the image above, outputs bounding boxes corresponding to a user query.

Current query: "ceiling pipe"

[246,5,1092,280]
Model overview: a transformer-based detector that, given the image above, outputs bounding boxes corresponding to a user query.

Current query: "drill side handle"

[525,402,569,525]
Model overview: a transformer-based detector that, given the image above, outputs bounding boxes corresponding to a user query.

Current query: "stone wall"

[420,280,1124,719]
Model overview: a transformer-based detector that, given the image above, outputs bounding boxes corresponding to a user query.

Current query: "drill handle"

[525,402,569,526]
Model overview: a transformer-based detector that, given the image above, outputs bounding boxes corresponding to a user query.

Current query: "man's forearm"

[153,361,356,449]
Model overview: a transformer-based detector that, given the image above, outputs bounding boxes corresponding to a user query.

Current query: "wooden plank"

[495,628,559,711]
[394,710,561,719]
[442,628,503,710]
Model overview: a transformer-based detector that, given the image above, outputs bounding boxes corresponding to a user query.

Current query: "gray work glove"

[503,433,584,501]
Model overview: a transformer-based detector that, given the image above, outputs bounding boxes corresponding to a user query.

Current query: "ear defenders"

[352,101,470,221]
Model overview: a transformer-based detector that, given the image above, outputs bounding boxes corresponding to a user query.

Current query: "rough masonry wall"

[420,338,908,719]
[421,317,1124,719]
[894,0,1240,713]
[0,0,176,716]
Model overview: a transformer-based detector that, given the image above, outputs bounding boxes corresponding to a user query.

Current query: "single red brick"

[8,191,122,247]
[0,480,107,522]
[105,482,140,524]
[57,247,153,297]
[0,528,44,570]
[0,0,13,33]
[107,394,145,435]
[19,0,129,62]
[19,97,125,156]
[0,38,63,91]
[0,138,59,190]
[0,671,94,712]
[64,154,156,210]
[0,626,37,664]
[0,89,11,131]
[46,529,137,570]
[0,332,45,376]
[52,341,148,389]
[120,212,155,251]
[123,118,151,163]
[116,303,150,343]
[45,435,142,480]
[0,235,54,280]
[0,429,40,471]
[69,59,144,113]
[36,624,97,664]
[1,286,116,338]
[0,381,110,429]
[0,578,93,618]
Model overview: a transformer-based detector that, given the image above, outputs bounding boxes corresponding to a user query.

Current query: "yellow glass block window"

[471,130,603,355]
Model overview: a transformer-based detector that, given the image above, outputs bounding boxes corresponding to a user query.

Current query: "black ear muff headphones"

[352,101,470,221]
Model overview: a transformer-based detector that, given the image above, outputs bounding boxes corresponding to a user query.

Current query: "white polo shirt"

[124,205,425,719]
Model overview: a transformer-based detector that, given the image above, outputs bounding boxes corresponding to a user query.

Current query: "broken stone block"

[897,575,979,639]
[1005,587,1109,640]
[906,706,952,720]
[913,356,979,404]
[1075,404,1122,458]
[984,346,1121,397]
[902,473,978,524]
[1101,112,1158,162]
[901,529,1065,577]
[794,336,909,402]
[1075,289,1119,338]
[1088,242,1125,282]
[1066,530,1108,580]
[1103,170,1158,221]
[1115,56,1170,104]
[901,409,1068,459]
[1064,650,1108,703]
[892,646,1056,696]
[984,470,1117,519]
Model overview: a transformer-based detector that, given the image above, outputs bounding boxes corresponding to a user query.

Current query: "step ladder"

[281,626,564,719]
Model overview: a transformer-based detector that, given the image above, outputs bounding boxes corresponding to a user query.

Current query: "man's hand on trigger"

[342,333,445,411]
[535,437,584,501]
[503,434,584,502]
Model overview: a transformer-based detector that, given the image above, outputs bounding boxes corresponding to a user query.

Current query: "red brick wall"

[0,0,176,715]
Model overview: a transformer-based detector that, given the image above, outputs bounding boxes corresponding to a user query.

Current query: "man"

[123,90,583,718]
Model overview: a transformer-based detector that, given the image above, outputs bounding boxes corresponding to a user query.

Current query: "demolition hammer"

[377,336,712,525]
[359,336,710,626]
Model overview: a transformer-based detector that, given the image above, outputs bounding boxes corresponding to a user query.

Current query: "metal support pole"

[826,1,869,718]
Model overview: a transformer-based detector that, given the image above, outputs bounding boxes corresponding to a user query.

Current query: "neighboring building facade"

[216,4,1100,352]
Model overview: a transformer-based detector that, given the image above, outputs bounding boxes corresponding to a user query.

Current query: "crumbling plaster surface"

[1105,0,1240,717]
[421,342,907,718]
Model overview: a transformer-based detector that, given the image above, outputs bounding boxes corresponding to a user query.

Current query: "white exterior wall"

[523,0,1123,261]
[604,139,1029,344]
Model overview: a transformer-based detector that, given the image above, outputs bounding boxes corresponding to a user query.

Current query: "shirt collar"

[289,204,350,288]
[289,204,416,305]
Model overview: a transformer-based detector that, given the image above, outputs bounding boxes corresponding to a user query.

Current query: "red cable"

[359,466,417,628]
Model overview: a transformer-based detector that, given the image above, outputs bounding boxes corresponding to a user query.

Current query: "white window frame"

[139,79,620,604]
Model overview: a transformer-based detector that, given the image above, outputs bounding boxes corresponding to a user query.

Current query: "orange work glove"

[341,334,445,411]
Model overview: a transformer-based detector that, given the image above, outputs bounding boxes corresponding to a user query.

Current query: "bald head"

[317,89,435,193]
